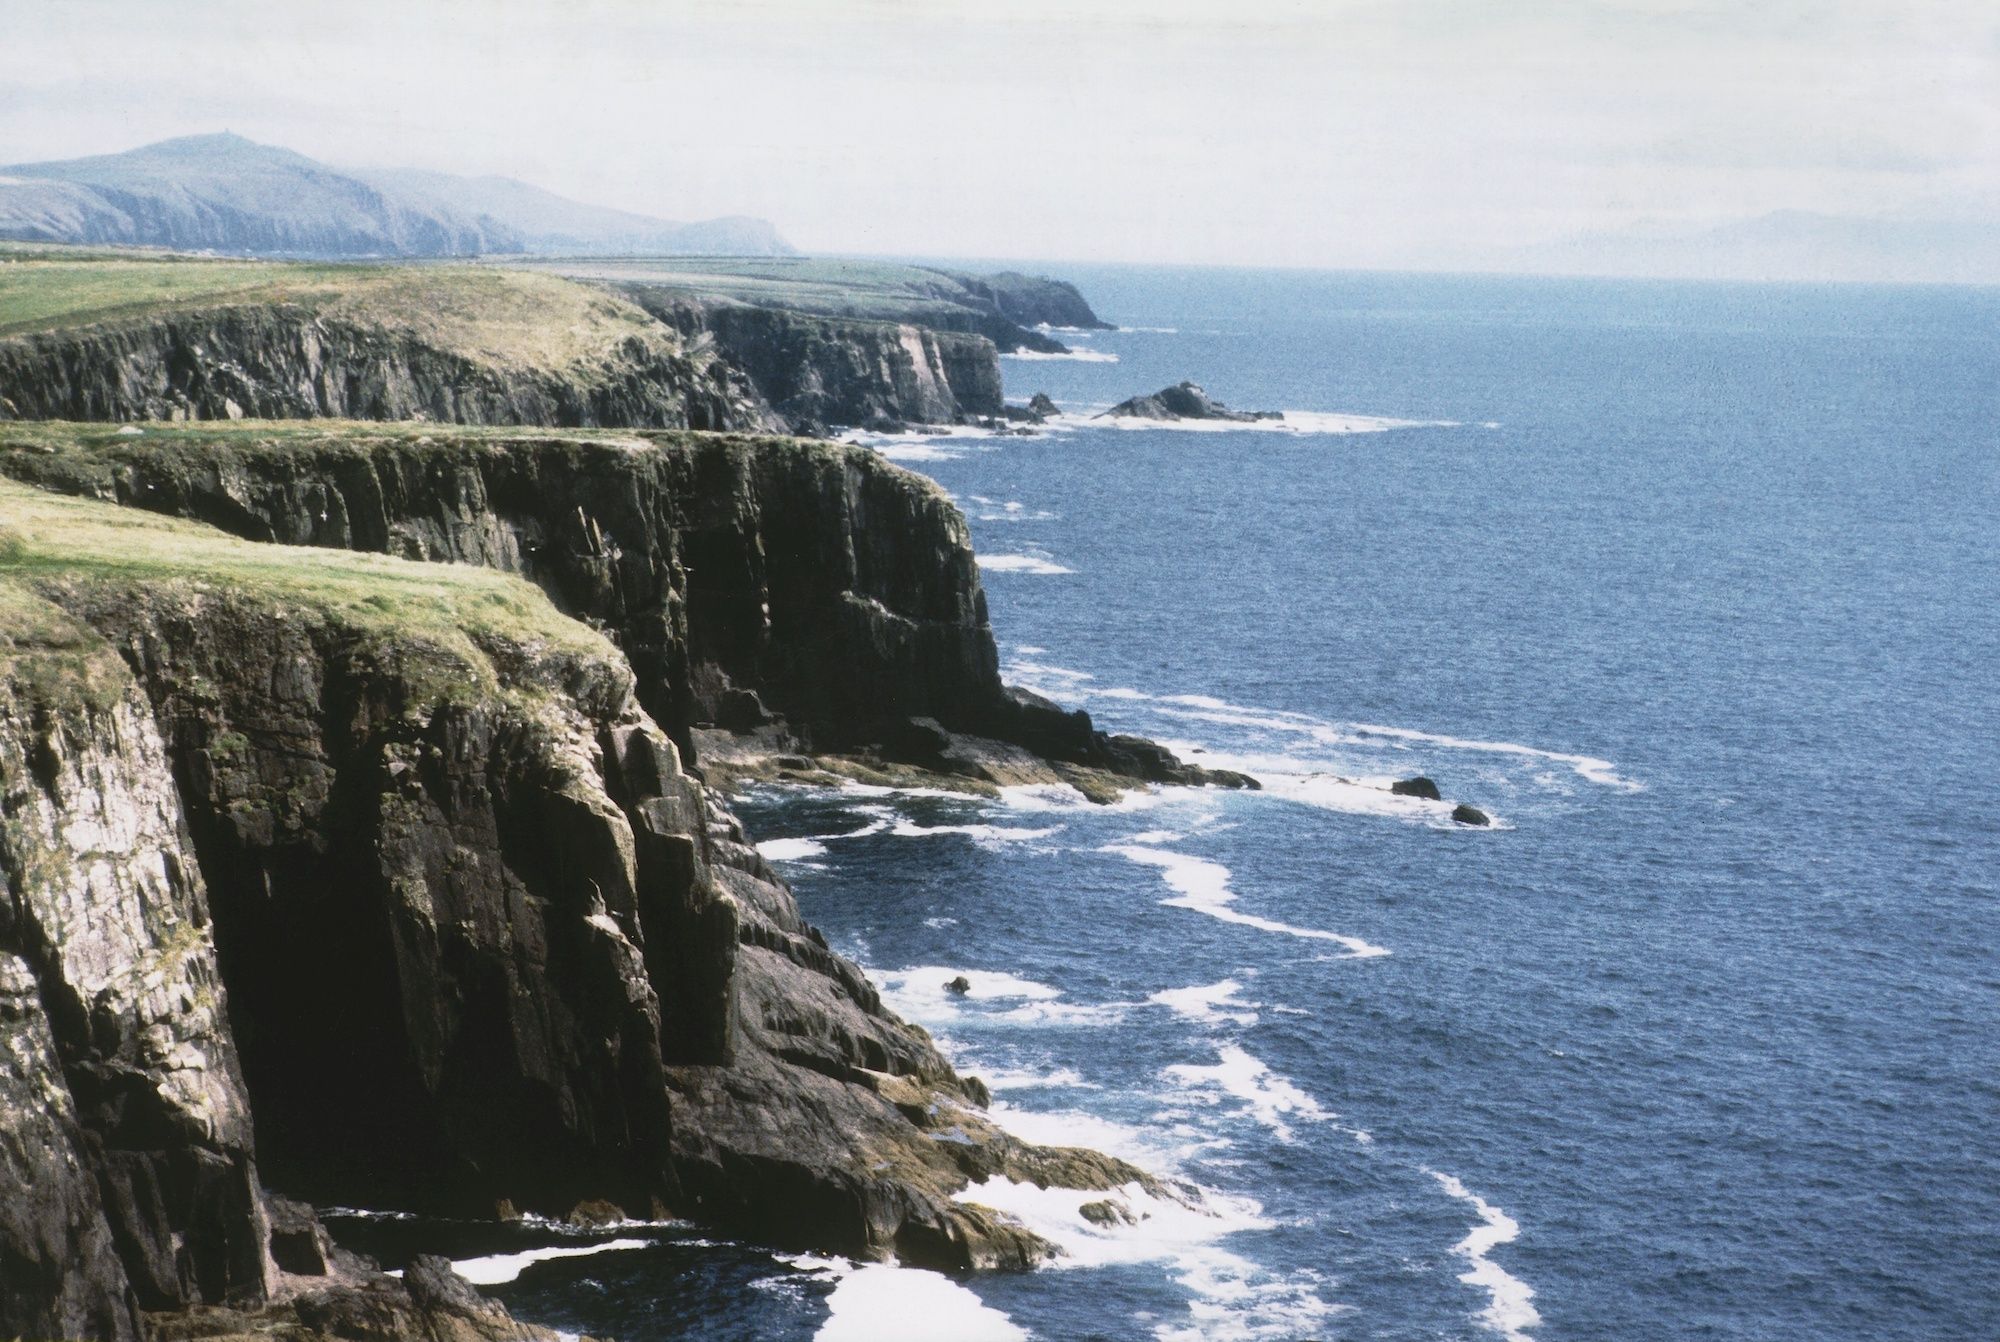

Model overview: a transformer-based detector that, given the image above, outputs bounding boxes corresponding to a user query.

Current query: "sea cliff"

[0,425,1211,1340]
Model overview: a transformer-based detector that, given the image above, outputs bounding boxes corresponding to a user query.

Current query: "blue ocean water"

[342,269,2000,1341]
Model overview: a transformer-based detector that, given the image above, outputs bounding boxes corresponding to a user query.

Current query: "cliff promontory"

[0,467,1170,1339]
[0,415,1254,1338]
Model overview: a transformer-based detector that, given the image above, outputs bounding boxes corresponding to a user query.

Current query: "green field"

[499,254,997,323]
[0,472,616,701]
[0,246,674,370]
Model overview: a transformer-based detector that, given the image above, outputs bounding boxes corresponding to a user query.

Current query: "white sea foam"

[816,1262,1026,1342]
[1102,844,1391,957]
[952,1177,1338,1342]
[1162,1044,1331,1143]
[1065,409,1456,435]
[1011,659,1094,682]
[868,440,965,462]
[1431,1172,1541,1342]
[1150,979,1260,1027]
[1348,721,1640,790]
[1002,348,1120,362]
[872,965,1124,1027]
[978,554,1075,575]
[1008,674,1637,798]
[450,1238,653,1286]
[886,820,1061,848]
[967,495,1058,522]
[755,836,829,862]
[977,1063,1100,1092]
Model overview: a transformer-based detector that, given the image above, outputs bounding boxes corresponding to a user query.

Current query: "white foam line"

[1010,674,1640,793]
[450,1237,653,1286]
[816,1262,1026,1342]
[1149,979,1259,1027]
[1102,844,1391,957]
[1059,410,1456,435]
[1162,1043,1330,1143]
[888,821,1060,844]
[1430,1172,1541,1342]
[979,554,1075,575]
[1002,348,1120,362]
[755,836,828,861]
[871,965,1127,1027]
[1349,722,1640,790]
[951,1178,1338,1341]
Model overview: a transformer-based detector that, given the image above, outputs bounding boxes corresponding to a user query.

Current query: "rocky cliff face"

[919,269,1113,333]
[634,296,1005,431]
[0,589,267,1341]
[0,304,779,433]
[1,470,1165,1338]
[0,425,1236,797]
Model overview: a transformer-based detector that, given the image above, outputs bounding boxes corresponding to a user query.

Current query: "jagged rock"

[565,1200,628,1228]
[633,297,1003,429]
[946,976,972,996]
[154,1255,579,1342]
[265,1197,332,1277]
[1102,381,1281,423]
[1029,392,1060,418]
[1392,776,1442,800]
[1079,1199,1136,1227]
[1452,803,1492,826]
[0,594,269,1339]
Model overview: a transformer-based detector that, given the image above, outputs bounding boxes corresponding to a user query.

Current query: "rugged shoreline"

[0,423,1234,1340]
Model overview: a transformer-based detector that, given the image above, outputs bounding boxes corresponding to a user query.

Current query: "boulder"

[946,976,973,996]
[1391,776,1442,800]
[1452,803,1491,827]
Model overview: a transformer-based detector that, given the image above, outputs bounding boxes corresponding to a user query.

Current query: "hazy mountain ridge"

[1516,209,2000,285]
[0,133,793,259]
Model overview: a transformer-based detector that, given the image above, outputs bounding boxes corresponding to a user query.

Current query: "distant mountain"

[0,133,793,259]
[353,166,792,257]
[1515,210,2000,286]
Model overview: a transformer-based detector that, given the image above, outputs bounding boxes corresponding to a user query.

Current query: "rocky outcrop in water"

[1103,381,1281,423]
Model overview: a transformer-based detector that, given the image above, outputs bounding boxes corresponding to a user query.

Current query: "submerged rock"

[1101,381,1282,423]
[1452,803,1492,827]
[1392,776,1443,800]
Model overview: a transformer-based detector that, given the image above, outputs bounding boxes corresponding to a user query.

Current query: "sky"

[2,0,1996,278]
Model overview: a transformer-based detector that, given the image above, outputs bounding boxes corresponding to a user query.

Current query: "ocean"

[329,267,2000,1341]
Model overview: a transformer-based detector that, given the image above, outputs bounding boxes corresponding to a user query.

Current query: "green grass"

[0,248,675,371]
[500,255,986,324]
[0,253,362,337]
[0,475,619,706]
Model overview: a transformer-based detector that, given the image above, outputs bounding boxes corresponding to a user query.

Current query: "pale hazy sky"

[3,0,1995,272]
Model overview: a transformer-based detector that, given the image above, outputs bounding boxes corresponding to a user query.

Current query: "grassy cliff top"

[0,246,674,371]
[496,254,1091,331]
[0,474,621,701]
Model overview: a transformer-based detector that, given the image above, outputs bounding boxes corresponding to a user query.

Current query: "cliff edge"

[0,434,1203,1339]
